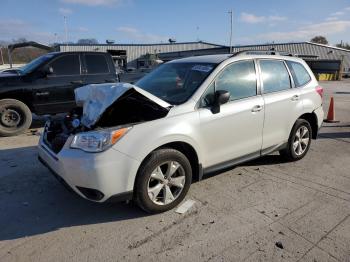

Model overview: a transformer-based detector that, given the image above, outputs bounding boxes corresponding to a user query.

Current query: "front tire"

[0,99,32,137]
[134,148,192,213]
[279,119,312,161]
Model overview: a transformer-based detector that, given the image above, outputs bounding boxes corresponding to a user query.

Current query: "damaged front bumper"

[37,83,172,203]
[38,132,141,203]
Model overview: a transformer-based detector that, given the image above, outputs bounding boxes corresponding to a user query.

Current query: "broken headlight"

[70,127,131,153]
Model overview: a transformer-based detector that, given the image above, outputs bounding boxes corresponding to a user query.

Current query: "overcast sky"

[1,0,350,46]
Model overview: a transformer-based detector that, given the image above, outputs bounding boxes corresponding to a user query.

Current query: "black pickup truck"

[0,51,118,136]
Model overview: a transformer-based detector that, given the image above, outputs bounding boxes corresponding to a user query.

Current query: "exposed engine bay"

[43,83,171,153]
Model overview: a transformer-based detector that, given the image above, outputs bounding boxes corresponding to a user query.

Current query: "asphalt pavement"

[0,80,349,262]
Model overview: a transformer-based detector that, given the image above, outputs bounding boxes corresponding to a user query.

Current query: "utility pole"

[0,47,3,65]
[7,47,12,68]
[64,16,68,45]
[228,10,233,53]
[54,33,58,44]
[196,26,200,42]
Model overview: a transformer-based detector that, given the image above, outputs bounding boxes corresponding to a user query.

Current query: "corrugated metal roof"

[58,41,222,66]
[56,41,223,47]
[232,42,350,70]
[233,41,350,53]
[58,41,350,71]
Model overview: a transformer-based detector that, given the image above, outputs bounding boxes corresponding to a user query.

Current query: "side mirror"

[211,90,230,114]
[215,90,230,105]
[41,66,53,77]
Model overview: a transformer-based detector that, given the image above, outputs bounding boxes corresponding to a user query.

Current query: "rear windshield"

[85,54,109,74]
[136,62,217,105]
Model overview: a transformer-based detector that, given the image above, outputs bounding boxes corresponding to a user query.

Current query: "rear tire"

[279,119,312,161]
[0,99,32,136]
[134,148,192,213]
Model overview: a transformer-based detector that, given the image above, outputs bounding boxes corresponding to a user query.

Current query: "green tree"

[336,42,350,50]
[310,36,328,45]
[77,38,98,44]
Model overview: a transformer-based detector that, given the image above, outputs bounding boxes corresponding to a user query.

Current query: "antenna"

[64,16,68,45]
[228,10,233,53]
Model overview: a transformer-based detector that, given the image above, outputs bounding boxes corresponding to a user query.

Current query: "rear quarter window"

[286,61,311,87]
[85,54,109,74]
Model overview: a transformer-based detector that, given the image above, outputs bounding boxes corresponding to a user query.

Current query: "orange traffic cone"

[324,97,339,123]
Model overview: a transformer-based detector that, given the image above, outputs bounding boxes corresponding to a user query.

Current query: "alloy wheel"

[293,125,310,156]
[147,161,186,205]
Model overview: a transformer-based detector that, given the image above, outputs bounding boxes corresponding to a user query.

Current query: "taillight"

[316,86,323,99]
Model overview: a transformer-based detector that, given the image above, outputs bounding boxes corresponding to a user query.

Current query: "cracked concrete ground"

[0,80,349,262]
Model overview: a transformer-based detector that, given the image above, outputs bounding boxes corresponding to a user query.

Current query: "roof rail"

[231,49,294,57]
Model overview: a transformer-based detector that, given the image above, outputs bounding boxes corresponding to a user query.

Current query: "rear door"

[285,60,317,111]
[32,53,83,114]
[82,53,117,85]
[258,59,303,151]
[198,60,265,168]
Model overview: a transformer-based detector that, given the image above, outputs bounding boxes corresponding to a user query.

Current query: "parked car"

[126,67,137,73]
[38,53,324,213]
[0,51,118,136]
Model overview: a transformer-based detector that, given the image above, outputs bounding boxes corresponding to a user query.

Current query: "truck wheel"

[0,99,32,136]
[135,148,192,213]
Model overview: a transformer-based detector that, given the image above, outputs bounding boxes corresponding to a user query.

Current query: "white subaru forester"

[38,52,324,213]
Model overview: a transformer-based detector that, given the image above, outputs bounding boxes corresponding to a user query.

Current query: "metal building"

[55,41,222,69]
[232,42,350,73]
[158,42,350,78]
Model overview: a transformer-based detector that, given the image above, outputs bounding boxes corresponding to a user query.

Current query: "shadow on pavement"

[0,146,147,241]
[30,118,47,129]
[243,154,288,167]
[202,154,287,181]
[321,125,350,128]
[319,132,350,139]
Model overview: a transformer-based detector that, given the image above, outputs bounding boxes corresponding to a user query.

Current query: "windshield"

[135,62,216,104]
[20,53,55,74]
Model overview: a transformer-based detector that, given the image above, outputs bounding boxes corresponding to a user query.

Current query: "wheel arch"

[133,140,202,192]
[156,141,201,181]
[0,91,34,111]
[297,112,318,139]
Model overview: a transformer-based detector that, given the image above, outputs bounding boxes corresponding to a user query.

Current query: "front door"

[33,53,83,114]
[198,60,264,168]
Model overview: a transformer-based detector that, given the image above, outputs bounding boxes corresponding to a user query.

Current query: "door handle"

[71,80,84,84]
[291,95,300,101]
[36,91,49,96]
[251,105,263,112]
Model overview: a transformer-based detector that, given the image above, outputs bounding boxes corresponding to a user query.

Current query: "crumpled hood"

[75,83,171,128]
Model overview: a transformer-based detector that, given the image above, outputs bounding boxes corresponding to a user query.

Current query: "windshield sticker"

[192,65,213,72]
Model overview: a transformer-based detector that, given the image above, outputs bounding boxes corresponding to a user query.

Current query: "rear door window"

[85,54,109,74]
[286,61,311,87]
[259,60,291,94]
[49,54,80,76]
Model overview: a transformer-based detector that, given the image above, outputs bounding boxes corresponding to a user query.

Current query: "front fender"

[111,112,203,189]
[113,113,202,163]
